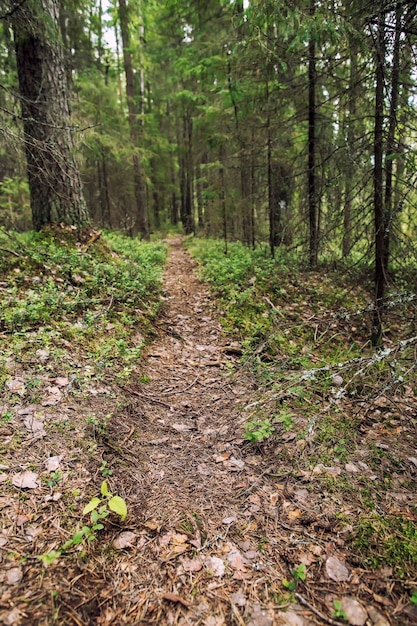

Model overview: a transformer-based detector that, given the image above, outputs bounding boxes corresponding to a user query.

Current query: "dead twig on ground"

[121,386,172,409]
[294,592,341,626]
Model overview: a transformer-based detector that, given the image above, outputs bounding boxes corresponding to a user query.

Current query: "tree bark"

[384,3,402,267]
[308,0,318,267]
[371,10,386,346]
[118,0,149,239]
[9,0,89,231]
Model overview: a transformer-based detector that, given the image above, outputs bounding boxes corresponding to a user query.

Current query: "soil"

[0,238,415,626]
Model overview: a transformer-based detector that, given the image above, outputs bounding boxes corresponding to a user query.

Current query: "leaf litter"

[0,237,416,624]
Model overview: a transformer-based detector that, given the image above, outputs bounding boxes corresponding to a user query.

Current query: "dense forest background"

[1,0,417,339]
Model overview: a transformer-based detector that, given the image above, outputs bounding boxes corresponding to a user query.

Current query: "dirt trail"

[3,238,401,626]
[98,238,398,626]
[126,238,254,526]
[106,238,314,625]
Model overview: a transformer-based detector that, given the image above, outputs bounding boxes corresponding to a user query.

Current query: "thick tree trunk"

[9,0,89,231]
[118,0,149,239]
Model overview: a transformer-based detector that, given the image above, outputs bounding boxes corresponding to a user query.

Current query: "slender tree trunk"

[267,70,275,258]
[371,11,386,345]
[170,158,178,225]
[308,0,318,266]
[342,38,358,258]
[180,112,194,234]
[250,126,255,249]
[10,0,89,231]
[118,0,149,239]
[384,3,402,269]
[196,162,204,230]
[98,151,111,228]
[219,145,227,254]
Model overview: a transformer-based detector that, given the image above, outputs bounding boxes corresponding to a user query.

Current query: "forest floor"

[0,236,416,625]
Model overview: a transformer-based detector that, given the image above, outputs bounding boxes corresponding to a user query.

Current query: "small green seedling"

[82,480,127,523]
[333,600,348,620]
[244,417,274,442]
[282,563,306,591]
[411,590,417,605]
[47,471,62,488]
[38,481,127,564]
[100,460,113,477]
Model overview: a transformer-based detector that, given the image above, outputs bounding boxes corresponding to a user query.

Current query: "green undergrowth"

[187,237,417,582]
[351,513,417,577]
[0,226,167,382]
[186,238,369,369]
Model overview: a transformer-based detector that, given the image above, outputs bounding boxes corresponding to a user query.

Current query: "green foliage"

[39,480,128,565]
[0,229,166,376]
[100,461,113,478]
[83,480,127,522]
[332,600,348,620]
[351,514,417,576]
[47,471,63,488]
[410,590,417,605]
[282,564,307,591]
[244,417,274,442]
[0,177,31,230]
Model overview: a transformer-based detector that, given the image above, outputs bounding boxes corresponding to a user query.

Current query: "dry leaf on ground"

[6,379,25,396]
[204,556,225,577]
[45,456,63,472]
[112,531,136,549]
[275,611,305,626]
[367,607,391,626]
[326,556,350,581]
[12,471,39,489]
[247,603,273,626]
[0,607,22,625]
[180,558,203,573]
[339,597,368,625]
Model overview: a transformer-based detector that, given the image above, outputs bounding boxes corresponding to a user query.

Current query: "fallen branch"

[294,592,341,626]
[121,386,171,409]
[0,247,20,258]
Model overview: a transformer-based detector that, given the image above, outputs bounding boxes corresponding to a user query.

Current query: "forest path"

[110,237,314,625]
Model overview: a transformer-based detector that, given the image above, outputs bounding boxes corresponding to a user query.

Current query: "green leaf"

[282,578,295,591]
[38,550,61,566]
[82,497,101,516]
[294,564,306,580]
[101,480,110,496]
[411,590,417,605]
[108,495,128,521]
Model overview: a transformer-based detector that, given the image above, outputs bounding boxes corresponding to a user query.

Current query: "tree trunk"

[118,0,149,239]
[180,112,194,235]
[9,0,89,231]
[383,3,402,269]
[308,0,318,267]
[371,11,386,346]
[342,37,358,258]
[219,145,227,254]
